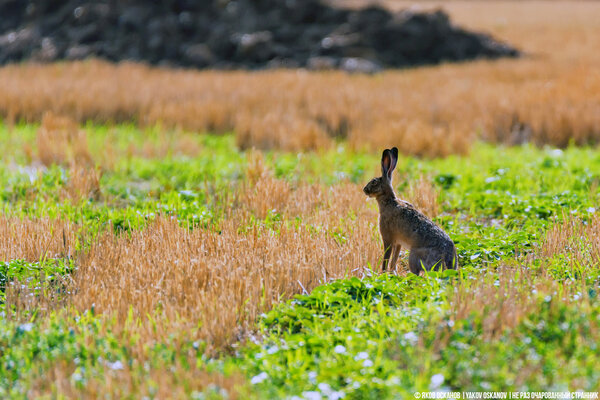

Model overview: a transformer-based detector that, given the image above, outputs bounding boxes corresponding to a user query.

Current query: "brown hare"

[363,147,458,274]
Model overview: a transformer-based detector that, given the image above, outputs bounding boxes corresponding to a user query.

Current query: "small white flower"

[19,323,34,332]
[71,372,84,382]
[107,360,124,370]
[308,371,318,384]
[388,376,401,385]
[267,345,279,354]
[329,391,346,400]
[303,391,322,400]
[403,332,418,345]
[318,383,332,395]
[251,372,269,385]
[430,373,444,389]
[354,352,369,361]
[362,359,373,368]
[333,345,346,354]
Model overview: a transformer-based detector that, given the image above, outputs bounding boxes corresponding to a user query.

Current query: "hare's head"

[363,147,398,198]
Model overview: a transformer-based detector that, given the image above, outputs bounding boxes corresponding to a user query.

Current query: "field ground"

[1,121,599,397]
[1,1,600,398]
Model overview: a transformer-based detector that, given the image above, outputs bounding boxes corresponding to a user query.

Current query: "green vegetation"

[0,123,599,398]
[243,273,599,398]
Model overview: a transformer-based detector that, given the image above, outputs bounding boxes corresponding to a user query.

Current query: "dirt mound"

[0,0,519,71]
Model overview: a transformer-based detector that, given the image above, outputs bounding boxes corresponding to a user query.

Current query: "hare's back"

[392,201,453,247]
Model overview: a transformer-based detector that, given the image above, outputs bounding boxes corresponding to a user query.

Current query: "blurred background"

[0,0,598,156]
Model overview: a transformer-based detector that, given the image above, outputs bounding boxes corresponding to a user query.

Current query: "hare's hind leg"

[408,248,427,275]
[423,250,448,271]
[445,245,459,270]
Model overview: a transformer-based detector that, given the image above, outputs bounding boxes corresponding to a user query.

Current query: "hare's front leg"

[381,240,393,271]
[389,245,401,272]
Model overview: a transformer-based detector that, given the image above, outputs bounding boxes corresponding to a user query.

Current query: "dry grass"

[452,266,552,339]
[62,165,102,201]
[21,113,103,201]
[0,164,383,396]
[0,156,384,354]
[538,214,600,274]
[31,113,93,168]
[66,172,381,353]
[28,356,245,400]
[0,216,76,262]
[401,175,440,218]
[449,212,600,341]
[0,216,78,316]
[1,2,599,156]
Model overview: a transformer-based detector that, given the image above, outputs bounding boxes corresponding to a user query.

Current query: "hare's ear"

[388,147,398,179]
[381,149,392,178]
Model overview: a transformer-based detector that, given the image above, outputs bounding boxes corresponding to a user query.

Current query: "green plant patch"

[238,272,600,399]
[0,258,74,312]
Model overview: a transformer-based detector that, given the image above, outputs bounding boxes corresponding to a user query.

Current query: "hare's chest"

[379,217,413,249]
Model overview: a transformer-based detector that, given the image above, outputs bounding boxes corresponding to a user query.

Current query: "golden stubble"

[67,175,382,353]
[448,213,600,345]
[27,356,245,400]
[539,213,600,273]
[0,216,78,316]
[400,174,441,219]
[0,216,75,262]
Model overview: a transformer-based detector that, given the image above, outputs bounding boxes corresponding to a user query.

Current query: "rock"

[66,44,92,60]
[266,58,300,69]
[118,6,150,32]
[235,31,274,62]
[0,0,27,32]
[32,37,59,61]
[307,56,337,70]
[183,43,215,67]
[0,27,39,62]
[340,57,381,74]
[0,0,520,71]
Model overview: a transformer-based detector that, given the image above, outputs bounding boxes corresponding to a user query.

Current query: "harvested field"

[1,2,600,398]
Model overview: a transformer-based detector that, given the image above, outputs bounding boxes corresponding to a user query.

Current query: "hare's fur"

[363,147,458,274]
